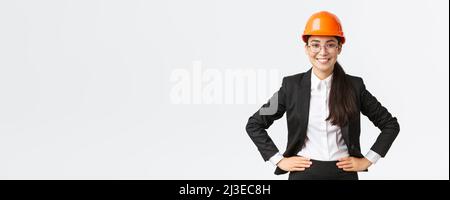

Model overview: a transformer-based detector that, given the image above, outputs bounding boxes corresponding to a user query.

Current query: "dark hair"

[306,36,358,127]
[327,61,358,127]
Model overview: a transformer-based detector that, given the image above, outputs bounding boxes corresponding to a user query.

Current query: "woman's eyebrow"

[310,40,338,43]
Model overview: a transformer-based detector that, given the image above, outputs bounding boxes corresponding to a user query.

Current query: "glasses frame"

[307,43,340,53]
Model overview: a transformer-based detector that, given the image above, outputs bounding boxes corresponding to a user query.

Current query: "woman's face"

[305,36,342,74]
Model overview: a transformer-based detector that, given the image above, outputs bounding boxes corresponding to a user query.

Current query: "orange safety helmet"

[302,11,345,44]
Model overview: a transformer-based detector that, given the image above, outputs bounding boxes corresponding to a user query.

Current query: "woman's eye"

[327,44,337,48]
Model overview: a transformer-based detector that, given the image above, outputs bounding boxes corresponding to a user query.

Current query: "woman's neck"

[312,67,333,80]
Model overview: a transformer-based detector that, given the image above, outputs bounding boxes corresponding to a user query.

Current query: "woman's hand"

[277,156,312,172]
[336,157,372,172]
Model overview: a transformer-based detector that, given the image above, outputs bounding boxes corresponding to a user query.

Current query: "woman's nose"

[319,48,328,56]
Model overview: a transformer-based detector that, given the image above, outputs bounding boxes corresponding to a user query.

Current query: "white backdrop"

[0,0,448,180]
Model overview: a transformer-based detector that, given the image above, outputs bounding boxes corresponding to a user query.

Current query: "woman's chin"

[314,63,333,72]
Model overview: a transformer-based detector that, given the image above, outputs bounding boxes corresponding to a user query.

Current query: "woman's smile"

[316,57,331,64]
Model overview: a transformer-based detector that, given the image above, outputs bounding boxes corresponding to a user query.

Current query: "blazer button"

[350,145,355,149]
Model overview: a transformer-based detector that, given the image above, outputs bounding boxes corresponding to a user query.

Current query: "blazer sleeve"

[245,77,287,161]
[359,78,400,157]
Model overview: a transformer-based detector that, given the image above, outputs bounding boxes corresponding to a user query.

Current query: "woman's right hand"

[277,156,312,172]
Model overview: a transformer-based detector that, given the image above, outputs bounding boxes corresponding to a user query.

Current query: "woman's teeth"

[316,58,329,64]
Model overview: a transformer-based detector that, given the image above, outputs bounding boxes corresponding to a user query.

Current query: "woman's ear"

[337,45,342,55]
[304,44,309,55]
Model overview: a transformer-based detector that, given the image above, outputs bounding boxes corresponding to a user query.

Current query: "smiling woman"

[245,11,400,180]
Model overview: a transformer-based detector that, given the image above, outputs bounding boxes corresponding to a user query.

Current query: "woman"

[245,11,400,180]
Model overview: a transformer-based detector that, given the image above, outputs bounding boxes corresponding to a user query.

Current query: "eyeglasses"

[307,43,339,53]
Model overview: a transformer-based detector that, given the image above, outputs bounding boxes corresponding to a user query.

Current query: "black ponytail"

[326,61,358,127]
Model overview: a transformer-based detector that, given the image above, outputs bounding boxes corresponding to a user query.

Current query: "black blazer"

[245,68,400,175]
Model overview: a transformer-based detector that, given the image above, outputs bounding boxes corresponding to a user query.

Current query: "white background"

[0,0,448,180]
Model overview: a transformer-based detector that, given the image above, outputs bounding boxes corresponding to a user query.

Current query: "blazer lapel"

[284,69,313,157]
[298,68,312,133]
[289,68,311,154]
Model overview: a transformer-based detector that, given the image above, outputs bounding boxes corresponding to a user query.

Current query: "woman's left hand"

[336,157,372,172]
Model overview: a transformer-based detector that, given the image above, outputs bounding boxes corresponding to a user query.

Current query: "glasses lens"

[309,43,338,53]
[310,44,320,52]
